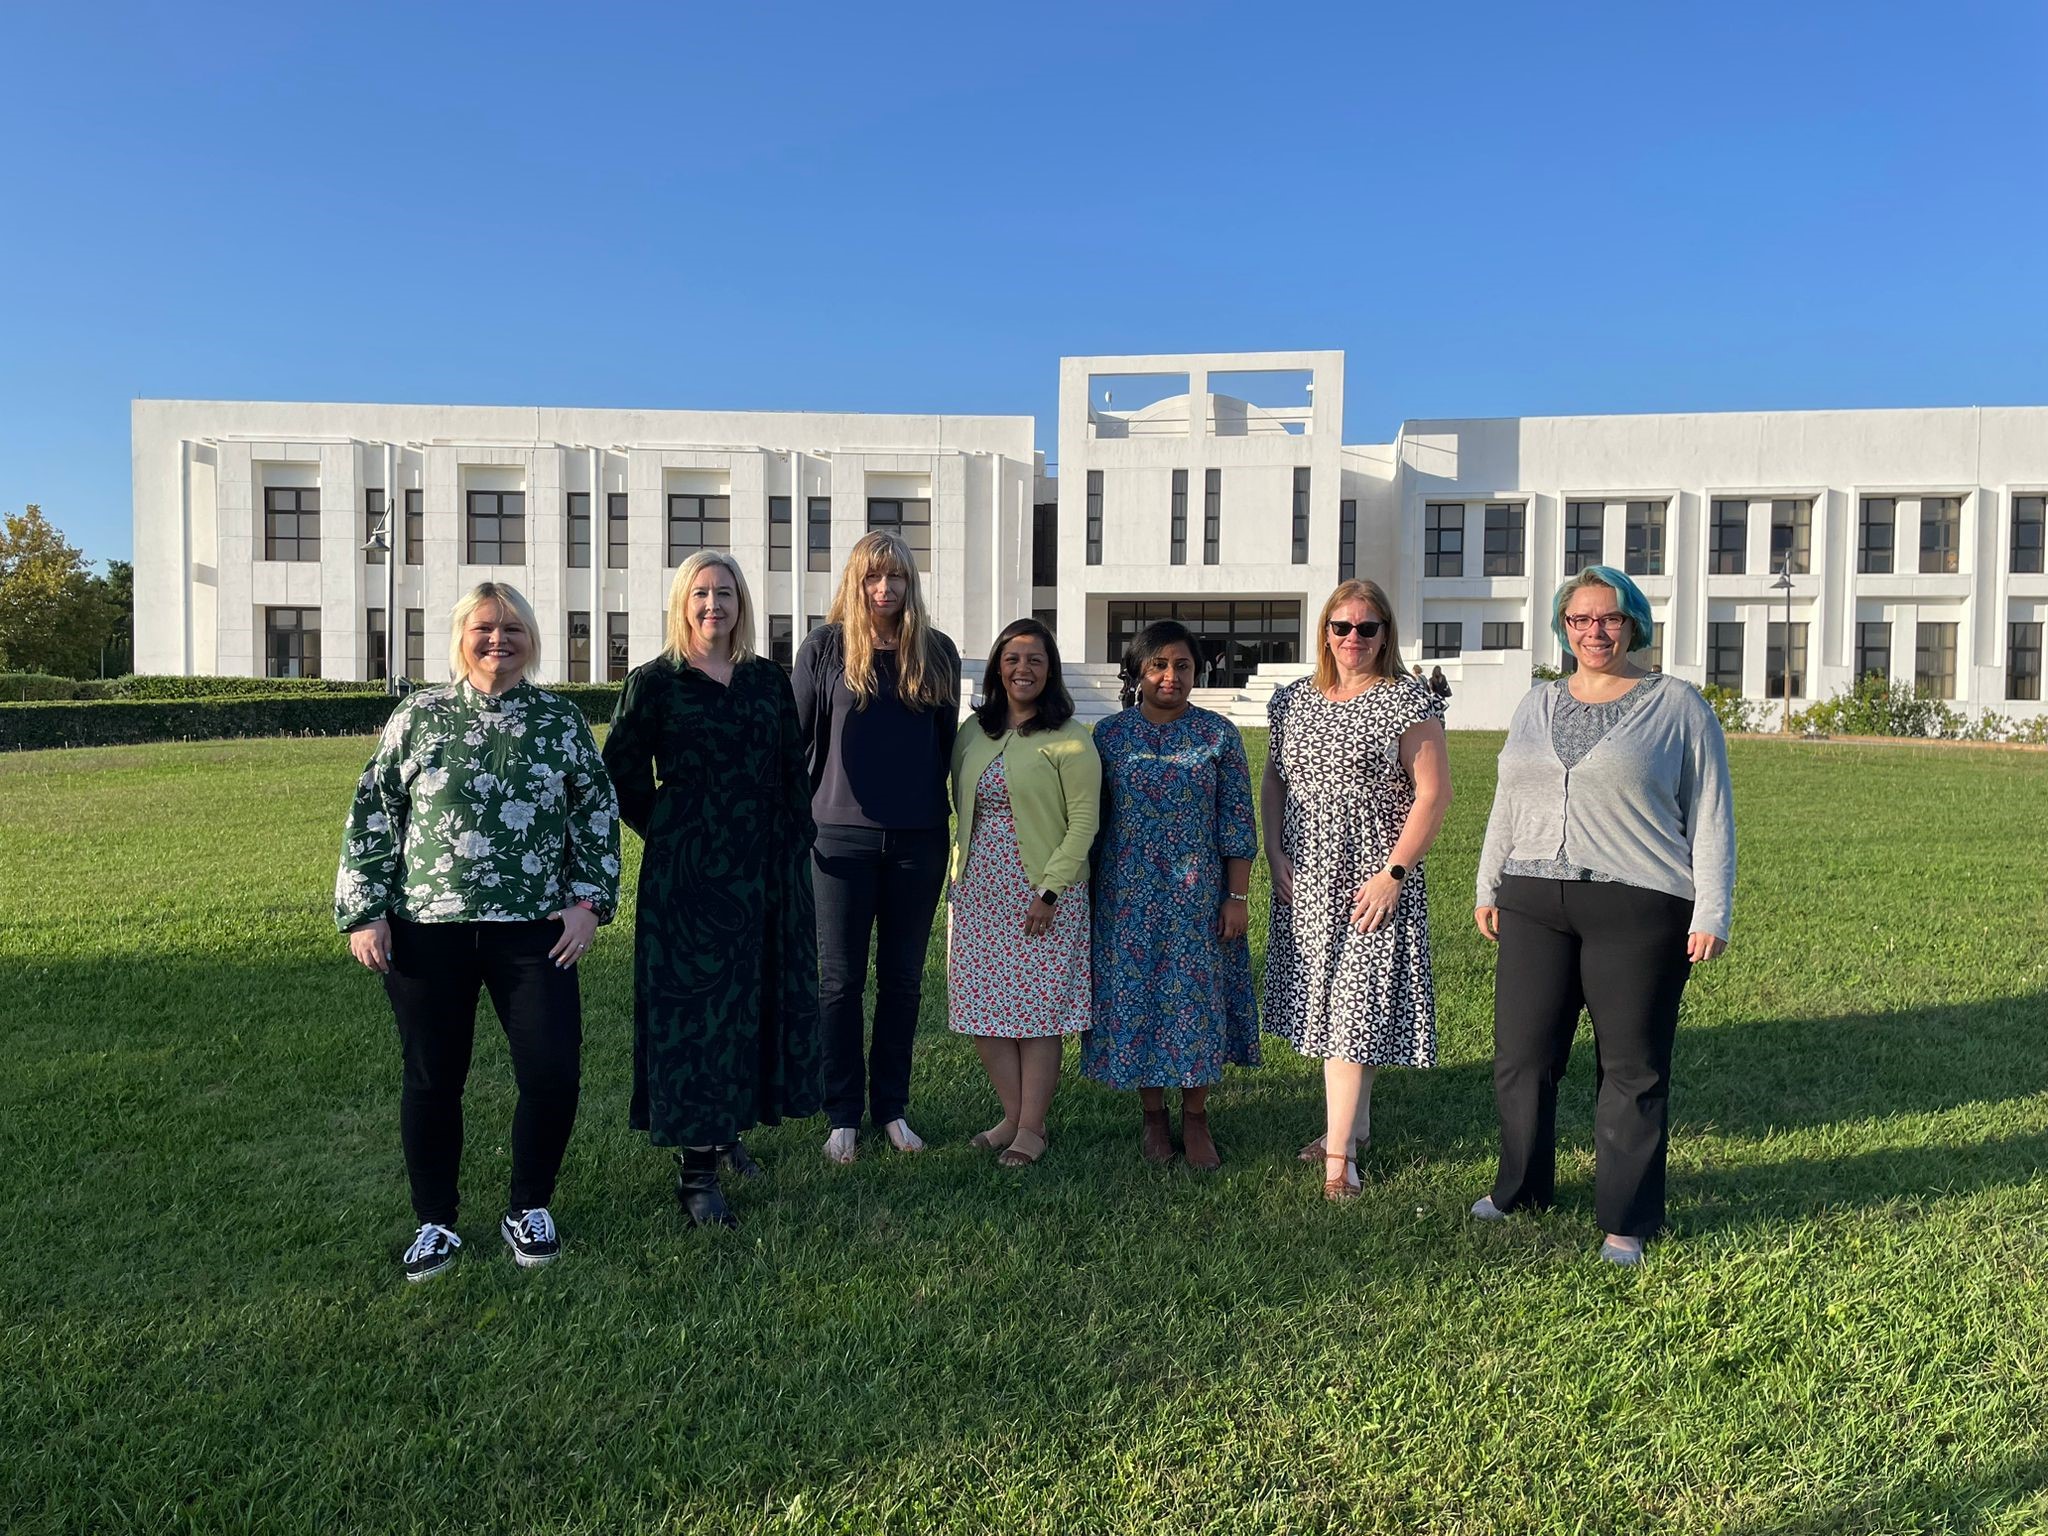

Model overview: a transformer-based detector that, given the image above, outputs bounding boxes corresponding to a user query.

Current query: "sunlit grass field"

[4,729,2045,1535]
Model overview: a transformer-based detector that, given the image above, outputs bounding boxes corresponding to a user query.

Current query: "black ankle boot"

[719,1139,763,1180]
[674,1147,737,1229]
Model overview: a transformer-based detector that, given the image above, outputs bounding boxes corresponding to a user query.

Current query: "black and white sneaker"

[501,1206,561,1268]
[403,1222,462,1282]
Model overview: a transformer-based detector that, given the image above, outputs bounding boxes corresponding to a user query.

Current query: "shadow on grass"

[1721,1446,2048,1536]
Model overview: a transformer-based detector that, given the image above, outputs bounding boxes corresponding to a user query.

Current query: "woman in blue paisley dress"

[1082,620,1259,1168]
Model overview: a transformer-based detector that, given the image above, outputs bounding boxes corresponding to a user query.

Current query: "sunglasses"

[1327,620,1385,638]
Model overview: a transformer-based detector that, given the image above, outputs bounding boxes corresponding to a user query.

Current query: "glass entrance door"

[1104,600,1302,690]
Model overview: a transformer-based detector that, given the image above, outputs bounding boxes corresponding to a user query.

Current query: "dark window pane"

[607,493,630,569]
[567,492,591,569]
[1710,499,1748,576]
[1859,498,1895,574]
[1484,503,1525,577]
[1086,472,1104,567]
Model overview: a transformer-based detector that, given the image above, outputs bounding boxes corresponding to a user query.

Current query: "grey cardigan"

[1475,678,1737,940]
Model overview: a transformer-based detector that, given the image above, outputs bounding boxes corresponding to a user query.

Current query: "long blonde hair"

[826,530,955,710]
[664,551,759,665]
[1313,578,1410,694]
[448,581,541,682]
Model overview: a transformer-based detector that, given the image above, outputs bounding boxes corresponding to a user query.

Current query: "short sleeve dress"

[1082,706,1260,1090]
[1263,673,1446,1068]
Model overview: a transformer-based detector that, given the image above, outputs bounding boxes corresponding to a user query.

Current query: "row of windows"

[1418,621,1529,658]
[1422,494,2048,580]
[267,489,928,572]
[1702,618,2043,701]
[1084,468,1307,569]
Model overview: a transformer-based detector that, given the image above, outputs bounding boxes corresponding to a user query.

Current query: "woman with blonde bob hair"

[602,551,823,1228]
[1261,578,1452,1201]
[793,530,961,1162]
[337,581,620,1280]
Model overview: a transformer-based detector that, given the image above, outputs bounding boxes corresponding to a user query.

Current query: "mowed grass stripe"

[2,732,2044,1535]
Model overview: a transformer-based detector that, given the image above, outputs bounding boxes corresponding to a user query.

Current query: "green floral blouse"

[334,679,621,930]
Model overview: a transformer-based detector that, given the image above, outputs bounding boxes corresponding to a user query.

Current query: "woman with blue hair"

[1471,565,1736,1265]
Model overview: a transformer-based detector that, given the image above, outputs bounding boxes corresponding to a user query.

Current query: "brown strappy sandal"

[1323,1149,1361,1202]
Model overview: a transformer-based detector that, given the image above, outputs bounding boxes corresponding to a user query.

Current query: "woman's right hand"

[348,918,393,974]
[1269,851,1294,906]
[1474,906,1500,943]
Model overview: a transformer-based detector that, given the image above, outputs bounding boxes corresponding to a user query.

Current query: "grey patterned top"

[1501,674,1669,884]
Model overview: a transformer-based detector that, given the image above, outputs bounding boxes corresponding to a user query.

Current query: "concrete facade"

[133,355,2048,728]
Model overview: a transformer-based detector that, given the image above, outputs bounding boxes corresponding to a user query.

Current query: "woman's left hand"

[1217,896,1249,942]
[1686,932,1727,964]
[549,904,601,968]
[1351,871,1402,933]
[1023,894,1057,938]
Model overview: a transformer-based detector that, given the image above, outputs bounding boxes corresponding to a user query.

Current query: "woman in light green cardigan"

[946,618,1101,1167]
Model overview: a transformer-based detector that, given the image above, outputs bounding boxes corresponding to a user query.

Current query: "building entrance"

[1104,600,1302,689]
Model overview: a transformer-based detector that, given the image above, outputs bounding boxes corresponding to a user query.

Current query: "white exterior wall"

[133,401,1035,685]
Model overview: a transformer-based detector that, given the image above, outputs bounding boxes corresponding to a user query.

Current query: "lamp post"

[1771,560,1795,735]
[363,509,398,697]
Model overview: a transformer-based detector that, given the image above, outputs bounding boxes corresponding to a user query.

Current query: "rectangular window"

[1481,621,1524,650]
[1203,468,1221,565]
[2013,495,2046,575]
[769,496,792,572]
[2009,621,2044,701]
[366,607,387,682]
[1707,621,1744,690]
[1856,620,1891,683]
[1766,620,1808,700]
[1642,620,1665,673]
[1338,498,1358,582]
[807,496,832,573]
[1859,497,1895,574]
[1032,502,1058,585]
[667,493,730,564]
[1291,467,1311,564]
[769,614,794,672]
[1032,607,1057,635]
[405,608,424,680]
[1625,500,1666,577]
[264,607,321,678]
[1483,502,1525,577]
[1770,497,1813,576]
[1425,502,1465,578]
[607,492,629,569]
[364,491,387,565]
[607,612,630,683]
[1563,500,1604,576]
[1919,496,1961,575]
[263,487,320,562]
[1709,499,1748,576]
[1421,621,1462,659]
[466,489,526,565]
[1169,471,1188,566]
[866,498,932,573]
[1915,620,1958,700]
[1086,471,1104,566]
[567,492,591,569]
[567,611,591,683]
[404,488,423,566]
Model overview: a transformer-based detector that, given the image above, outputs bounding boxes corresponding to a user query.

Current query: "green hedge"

[105,674,387,700]
[1,682,626,752]
[0,673,116,702]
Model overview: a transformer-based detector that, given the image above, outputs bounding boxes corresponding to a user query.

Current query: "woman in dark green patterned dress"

[602,551,822,1228]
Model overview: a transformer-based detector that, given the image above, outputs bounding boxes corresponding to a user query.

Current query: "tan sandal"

[998,1126,1048,1167]
[968,1121,1017,1151]
[1323,1149,1361,1202]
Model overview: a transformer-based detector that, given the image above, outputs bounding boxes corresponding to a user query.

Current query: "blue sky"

[4,1,2045,566]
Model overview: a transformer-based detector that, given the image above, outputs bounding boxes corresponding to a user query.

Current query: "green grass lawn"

[4,730,2045,1535]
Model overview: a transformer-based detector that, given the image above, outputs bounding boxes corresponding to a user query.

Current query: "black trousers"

[812,824,948,1130]
[1489,875,1695,1240]
[382,918,583,1226]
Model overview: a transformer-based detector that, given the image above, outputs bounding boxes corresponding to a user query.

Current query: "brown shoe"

[1181,1110,1221,1170]
[1141,1108,1175,1164]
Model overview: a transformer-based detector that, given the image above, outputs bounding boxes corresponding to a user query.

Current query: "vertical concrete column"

[422,447,460,681]
[934,452,967,649]
[216,442,255,676]
[320,443,363,678]
[628,451,666,669]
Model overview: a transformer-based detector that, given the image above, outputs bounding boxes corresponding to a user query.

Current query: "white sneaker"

[403,1222,461,1282]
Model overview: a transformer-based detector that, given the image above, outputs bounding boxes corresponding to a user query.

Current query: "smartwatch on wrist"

[1386,864,1408,882]
[1038,888,1059,907]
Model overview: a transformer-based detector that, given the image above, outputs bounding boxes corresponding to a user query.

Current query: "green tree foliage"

[0,506,120,678]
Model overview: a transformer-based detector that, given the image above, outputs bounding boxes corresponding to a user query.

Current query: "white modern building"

[133,351,2048,728]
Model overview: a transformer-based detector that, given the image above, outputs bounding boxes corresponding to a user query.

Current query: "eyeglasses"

[1327,620,1384,638]
[1562,613,1630,633]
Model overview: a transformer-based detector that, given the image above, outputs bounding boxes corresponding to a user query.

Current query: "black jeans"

[1489,875,1696,1240]
[382,917,583,1226]
[812,824,948,1130]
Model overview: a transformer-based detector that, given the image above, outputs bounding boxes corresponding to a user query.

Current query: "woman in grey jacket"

[1471,566,1735,1265]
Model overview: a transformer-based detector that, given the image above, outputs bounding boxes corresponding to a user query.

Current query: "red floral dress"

[946,754,1092,1038]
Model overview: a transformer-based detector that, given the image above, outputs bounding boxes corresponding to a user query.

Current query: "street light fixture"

[1771,560,1795,734]
[363,512,399,697]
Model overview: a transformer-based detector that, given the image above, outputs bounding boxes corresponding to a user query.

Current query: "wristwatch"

[1038,888,1059,907]
[1386,864,1408,882]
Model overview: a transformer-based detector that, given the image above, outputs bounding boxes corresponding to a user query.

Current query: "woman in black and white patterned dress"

[1262,579,1452,1201]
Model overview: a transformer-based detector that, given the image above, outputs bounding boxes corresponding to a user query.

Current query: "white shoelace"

[405,1223,461,1263]
[511,1207,555,1244]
